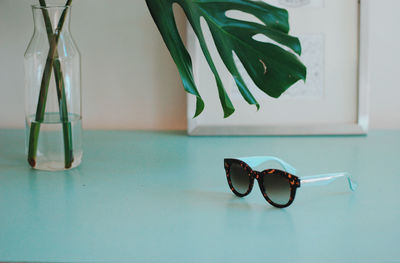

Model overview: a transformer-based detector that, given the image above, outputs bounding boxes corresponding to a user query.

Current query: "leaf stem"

[28,0,73,168]
[41,0,73,168]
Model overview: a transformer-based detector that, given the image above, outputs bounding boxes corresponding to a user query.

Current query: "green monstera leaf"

[146,0,306,117]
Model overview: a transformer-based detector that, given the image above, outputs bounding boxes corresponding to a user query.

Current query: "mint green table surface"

[0,130,399,263]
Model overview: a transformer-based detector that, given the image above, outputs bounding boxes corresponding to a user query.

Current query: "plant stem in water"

[28,0,73,168]
[40,0,74,168]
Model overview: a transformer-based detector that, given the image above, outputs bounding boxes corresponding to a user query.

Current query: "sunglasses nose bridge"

[249,170,261,180]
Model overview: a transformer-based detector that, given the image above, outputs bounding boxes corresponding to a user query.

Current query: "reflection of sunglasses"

[224,156,357,208]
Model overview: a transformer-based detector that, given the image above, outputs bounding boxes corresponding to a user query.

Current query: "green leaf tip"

[193,97,205,118]
[223,105,235,118]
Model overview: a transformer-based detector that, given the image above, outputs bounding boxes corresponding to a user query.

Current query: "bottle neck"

[32,5,71,35]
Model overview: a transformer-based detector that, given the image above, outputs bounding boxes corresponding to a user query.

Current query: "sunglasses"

[224,156,357,208]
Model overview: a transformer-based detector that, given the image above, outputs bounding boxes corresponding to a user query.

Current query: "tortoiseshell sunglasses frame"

[224,158,301,208]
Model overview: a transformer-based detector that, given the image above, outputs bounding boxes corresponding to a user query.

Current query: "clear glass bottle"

[24,4,82,171]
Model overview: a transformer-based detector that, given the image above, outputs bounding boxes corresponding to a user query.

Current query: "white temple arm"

[300,173,357,191]
[238,156,296,175]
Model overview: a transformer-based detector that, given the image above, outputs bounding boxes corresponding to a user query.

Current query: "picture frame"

[186,0,370,135]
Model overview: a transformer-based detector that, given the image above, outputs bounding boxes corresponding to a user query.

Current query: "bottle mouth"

[32,5,71,10]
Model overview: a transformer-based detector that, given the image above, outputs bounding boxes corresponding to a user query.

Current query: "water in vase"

[25,112,83,171]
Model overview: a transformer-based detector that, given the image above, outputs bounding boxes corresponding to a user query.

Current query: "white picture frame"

[186,0,370,135]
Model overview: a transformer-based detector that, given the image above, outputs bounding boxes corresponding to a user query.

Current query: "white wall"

[368,0,400,129]
[0,0,399,130]
[0,0,187,130]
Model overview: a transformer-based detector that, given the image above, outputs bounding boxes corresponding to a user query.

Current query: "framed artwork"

[186,0,370,135]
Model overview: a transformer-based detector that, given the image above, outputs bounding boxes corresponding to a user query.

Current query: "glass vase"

[24,4,82,171]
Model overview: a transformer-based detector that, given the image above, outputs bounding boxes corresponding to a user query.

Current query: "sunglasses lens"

[229,163,251,194]
[263,173,291,205]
